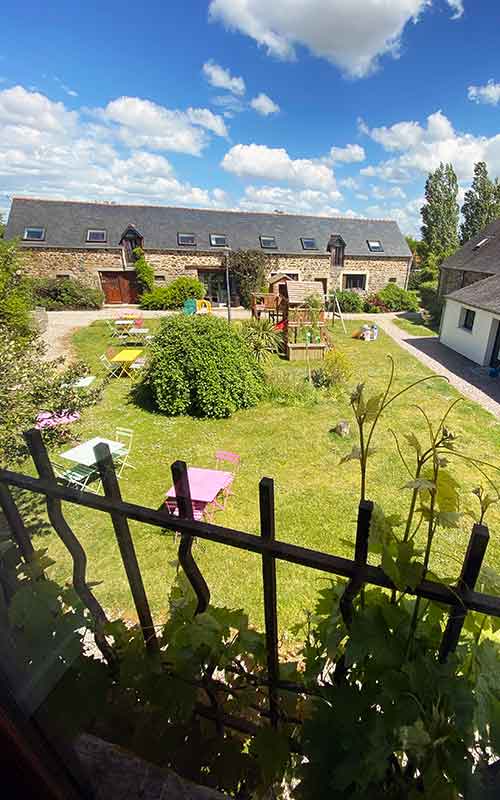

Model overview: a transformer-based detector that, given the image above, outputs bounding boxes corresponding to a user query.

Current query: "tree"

[0,211,5,239]
[0,238,32,338]
[228,249,269,308]
[420,162,459,256]
[460,161,500,244]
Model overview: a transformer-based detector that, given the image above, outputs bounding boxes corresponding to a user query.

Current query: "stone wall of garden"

[20,246,123,288]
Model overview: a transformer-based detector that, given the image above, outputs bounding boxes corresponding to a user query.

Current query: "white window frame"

[459,306,476,333]
[300,237,317,251]
[23,227,45,241]
[260,235,278,249]
[86,229,107,243]
[177,233,197,246]
[340,270,369,291]
[209,233,228,247]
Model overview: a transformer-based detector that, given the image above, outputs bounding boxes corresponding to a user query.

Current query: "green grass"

[392,314,438,337]
[29,319,500,635]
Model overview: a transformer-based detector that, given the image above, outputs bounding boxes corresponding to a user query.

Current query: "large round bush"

[140,277,205,310]
[333,290,364,313]
[144,315,265,417]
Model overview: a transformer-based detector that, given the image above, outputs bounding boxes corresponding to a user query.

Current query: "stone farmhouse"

[6,197,412,305]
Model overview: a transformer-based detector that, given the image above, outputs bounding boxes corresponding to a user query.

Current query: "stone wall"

[439,268,492,297]
[20,246,122,288]
[19,246,410,297]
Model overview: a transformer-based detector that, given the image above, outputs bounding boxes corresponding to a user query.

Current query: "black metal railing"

[1,428,499,733]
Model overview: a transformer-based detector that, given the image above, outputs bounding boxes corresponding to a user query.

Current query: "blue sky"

[1,0,500,233]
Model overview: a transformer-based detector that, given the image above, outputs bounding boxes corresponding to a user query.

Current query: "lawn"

[28,318,500,637]
[392,314,438,337]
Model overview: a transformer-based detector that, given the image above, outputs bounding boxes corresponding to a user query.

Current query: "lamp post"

[224,247,232,324]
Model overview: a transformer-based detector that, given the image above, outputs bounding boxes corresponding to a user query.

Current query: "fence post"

[171,461,210,615]
[0,484,36,564]
[439,522,489,662]
[339,500,373,628]
[259,477,279,728]
[23,429,115,665]
[94,443,160,656]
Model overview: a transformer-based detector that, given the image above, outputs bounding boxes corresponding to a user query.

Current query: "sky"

[1,0,500,235]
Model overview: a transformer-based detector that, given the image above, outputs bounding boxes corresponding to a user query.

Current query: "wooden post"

[439,522,489,662]
[259,477,279,728]
[94,443,159,656]
[171,460,210,615]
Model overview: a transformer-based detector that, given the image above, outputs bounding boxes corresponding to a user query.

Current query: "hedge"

[140,277,205,310]
[30,278,104,310]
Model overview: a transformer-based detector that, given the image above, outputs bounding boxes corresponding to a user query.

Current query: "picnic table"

[61,436,125,468]
[165,466,233,520]
[110,348,144,376]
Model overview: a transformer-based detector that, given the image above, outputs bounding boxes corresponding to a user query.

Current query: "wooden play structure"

[252,279,330,360]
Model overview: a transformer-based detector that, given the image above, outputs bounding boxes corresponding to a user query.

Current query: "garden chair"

[129,356,147,372]
[99,353,122,378]
[106,320,128,342]
[114,427,135,475]
[165,497,209,543]
[52,461,98,493]
[214,450,240,508]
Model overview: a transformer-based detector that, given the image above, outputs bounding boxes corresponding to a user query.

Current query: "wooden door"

[100,272,139,304]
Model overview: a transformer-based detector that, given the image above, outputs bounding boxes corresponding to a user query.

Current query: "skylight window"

[260,235,277,249]
[87,229,107,243]
[301,237,317,250]
[23,227,45,241]
[367,240,384,253]
[210,234,228,247]
[177,233,196,246]
[473,237,491,250]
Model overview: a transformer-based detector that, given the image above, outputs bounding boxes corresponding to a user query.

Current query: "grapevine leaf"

[402,479,436,492]
[364,393,383,422]
[399,719,431,759]
[404,432,422,457]
[250,726,290,786]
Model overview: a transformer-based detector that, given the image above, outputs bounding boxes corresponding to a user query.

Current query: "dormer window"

[260,235,277,249]
[87,229,107,243]
[367,240,384,253]
[23,227,45,241]
[210,234,227,247]
[301,237,317,250]
[178,233,196,246]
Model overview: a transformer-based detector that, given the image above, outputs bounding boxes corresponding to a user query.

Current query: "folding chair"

[99,353,121,378]
[106,320,128,342]
[214,450,240,508]
[129,357,147,372]
[52,461,98,493]
[114,427,135,475]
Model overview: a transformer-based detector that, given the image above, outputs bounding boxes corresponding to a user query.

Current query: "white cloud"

[101,96,227,155]
[359,109,500,183]
[209,0,461,78]
[339,176,360,190]
[211,93,246,117]
[446,0,464,19]
[328,143,365,163]
[240,184,342,215]
[371,185,407,200]
[221,143,337,190]
[468,80,500,106]
[0,86,227,209]
[202,60,246,95]
[250,93,280,115]
[54,75,78,97]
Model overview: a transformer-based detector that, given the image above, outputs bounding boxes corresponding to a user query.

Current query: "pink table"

[165,467,233,505]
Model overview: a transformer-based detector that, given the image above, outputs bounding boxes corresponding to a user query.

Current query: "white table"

[60,437,125,468]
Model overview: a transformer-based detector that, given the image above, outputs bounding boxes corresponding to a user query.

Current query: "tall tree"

[421,162,459,257]
[0,212,4,239]
[460,161,500,244]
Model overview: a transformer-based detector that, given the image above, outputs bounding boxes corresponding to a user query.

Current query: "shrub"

[419,279,443,326]
[133,247,154,293]
[229,249,267,308]
[239,318,283,362]
[139,277,205,310]
[143,315,265,418]
[0,238,33,338]
[333,290,364,313]
[310,349,352,393]
[363,293,390,313]
[376,283,420,312]
[31,278,103,310]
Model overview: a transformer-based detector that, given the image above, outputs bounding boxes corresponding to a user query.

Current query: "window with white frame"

[260,235,278,249]
[367,239,384,253]
[23,227,45,241]
[177,233,196,246]
[461,308,476,331]
[343,273,367,290]
[210,233,228,247]
[86,229,107,243]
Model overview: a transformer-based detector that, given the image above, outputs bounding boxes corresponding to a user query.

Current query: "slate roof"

[6,197,411,258]
[446,273,500,315]
[441,218,500,274]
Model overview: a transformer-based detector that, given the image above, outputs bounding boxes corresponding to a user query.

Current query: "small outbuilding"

[440,274,500,368]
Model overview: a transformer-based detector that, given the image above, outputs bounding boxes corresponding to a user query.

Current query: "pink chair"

[214,451,240,509]
[134,318,144,328]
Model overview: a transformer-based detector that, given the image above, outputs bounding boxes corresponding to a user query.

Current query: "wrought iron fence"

[1,428,499,733]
